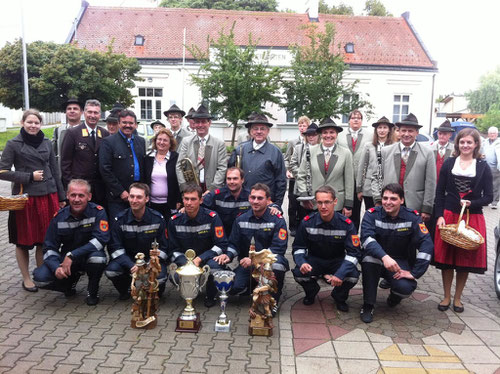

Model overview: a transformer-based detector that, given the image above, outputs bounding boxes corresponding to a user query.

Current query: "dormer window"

[135,35,145,46]
[344,42,354,54]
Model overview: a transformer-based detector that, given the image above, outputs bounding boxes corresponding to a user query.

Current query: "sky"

[0,0,499,96]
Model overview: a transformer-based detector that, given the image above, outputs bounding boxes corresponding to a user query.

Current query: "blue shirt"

[119,130,140,181]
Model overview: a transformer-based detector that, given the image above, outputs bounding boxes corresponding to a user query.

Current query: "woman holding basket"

[434,128,492,313]
[0,109,65,292]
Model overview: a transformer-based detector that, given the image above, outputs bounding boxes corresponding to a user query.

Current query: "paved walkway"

[0,179,500,373]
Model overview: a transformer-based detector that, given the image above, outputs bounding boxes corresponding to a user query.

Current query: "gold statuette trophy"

[248,246,278,337]
[170,249,210,332]
[130,240,161,329]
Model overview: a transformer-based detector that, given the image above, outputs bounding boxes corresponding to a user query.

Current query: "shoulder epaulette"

[345,218,352,225]
[304,215,311,221]
[171,214,178,220]
[214,189,221,195]
[96,205,104,210]
[413,210,420,216]
[368,207,376,213]
[209,211,217,217]
[276,213,283,219]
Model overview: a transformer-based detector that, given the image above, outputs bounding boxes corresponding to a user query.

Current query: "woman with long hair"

[356,116,395,209]
[144,128,182,218]
[434,128,493,313]
[0,109,65,291]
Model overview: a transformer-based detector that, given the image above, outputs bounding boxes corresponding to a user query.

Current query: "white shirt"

[452,157,476,177]
[253,140,266,151]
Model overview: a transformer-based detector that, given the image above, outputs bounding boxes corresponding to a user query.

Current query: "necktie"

[351,132,358,141]
[402,147,410,163]
[197,138,206,171]
[324,149,331,173]
[439,146,445,158]
[90,130,96,148]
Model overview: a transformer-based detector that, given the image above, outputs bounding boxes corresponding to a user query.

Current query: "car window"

[136,125,145,136]
[147,126,154,136]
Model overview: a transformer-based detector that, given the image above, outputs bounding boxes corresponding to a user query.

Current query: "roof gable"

[71,6,435,69]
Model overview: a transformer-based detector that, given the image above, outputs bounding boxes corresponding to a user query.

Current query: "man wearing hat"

[53,98,84,172]
[176,104,228,193]
[337,109,373,230]
[482,127,500,208]
[150,120,166,135]
[228,112,287,207]
[164,104,191,146]
[295,117,354,216]
[185,107,197,134]
[105,102,125,135]
[432,120,455,180]
[61,99,110,206]
[372,113,436,221]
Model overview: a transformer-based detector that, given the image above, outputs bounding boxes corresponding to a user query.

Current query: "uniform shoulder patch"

[368,208,376,213]
[276,213,283,219]
[214,189,221,195]
[215,226,224,238]
[419,223,429,234]
[352,235,360,247]
[96,205,104,210]
[171,214,178,220]
[413,210,420,215]
[304,215,311,221]
[345,218,352,225]
[209,211,217,217]
[100,220,109,232]
[279,228,287,241]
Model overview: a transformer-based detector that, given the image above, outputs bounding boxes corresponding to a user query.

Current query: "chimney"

[306,0,319,22]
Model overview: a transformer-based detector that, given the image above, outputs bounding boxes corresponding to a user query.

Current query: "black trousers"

[288,179,299,230]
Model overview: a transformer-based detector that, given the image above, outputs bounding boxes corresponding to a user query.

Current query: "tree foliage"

[318,0,353,15]
[281,23,371,122]
[189,23,283,145]
[364,0,392,16]
[476,104,500,132]
[0,39,141,112]
[159,0,278,11]
[466,66,500,114]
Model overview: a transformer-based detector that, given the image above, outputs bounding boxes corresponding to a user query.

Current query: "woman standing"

[0,109,65,292]
[356,116,395,209]
[434,128,493,313]
[144,128,182,218]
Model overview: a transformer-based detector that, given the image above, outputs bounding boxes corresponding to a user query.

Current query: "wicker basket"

[439,203,484,250]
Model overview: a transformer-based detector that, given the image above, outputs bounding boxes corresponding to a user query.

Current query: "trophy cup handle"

[200,265,210,289]
[169,263,179,289]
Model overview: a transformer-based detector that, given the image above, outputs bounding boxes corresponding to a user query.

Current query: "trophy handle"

[200,265,210,289]
[168,263,179,289]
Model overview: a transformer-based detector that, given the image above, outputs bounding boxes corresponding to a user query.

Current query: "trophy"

[170,249,210,332]
[213,270,235,332]
[248,246,278,337]
[130,240,161,329]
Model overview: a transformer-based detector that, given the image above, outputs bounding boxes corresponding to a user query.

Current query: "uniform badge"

[97,129,102,138]
[82,128,89,137]
[352,235,360,247]
[215,226,224,238]
[100,220,109,232]
[304,215,310,221]
[368,208,375,213]
[413,210,420,216]
[345,218,352,224]
[172,214,178,220]
[279,228,287,241]
[209,211,216,217]
[214,189,220,195]
[419,223,429,234]
[96,205,104,210]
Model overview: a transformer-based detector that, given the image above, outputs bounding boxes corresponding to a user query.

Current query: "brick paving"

[0,178,499,373]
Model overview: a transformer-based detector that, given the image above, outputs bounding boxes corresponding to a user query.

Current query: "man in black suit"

[60,99,109,205]
[99,109,146,220]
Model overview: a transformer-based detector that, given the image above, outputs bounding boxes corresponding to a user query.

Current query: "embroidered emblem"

[215,226,224,238]
[352,235,360,247]
[100,220,109,232]
[419,223,428,234]
[82,128,89,137]
[279,228,287,241]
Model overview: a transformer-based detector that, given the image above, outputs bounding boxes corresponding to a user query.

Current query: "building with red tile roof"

[67,1,439,140]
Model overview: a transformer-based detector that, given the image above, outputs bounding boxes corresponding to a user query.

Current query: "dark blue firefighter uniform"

[292,212,361,303]
[227,208,289,302]
[202,186,251,236]
[33,202,109,299]
[360,206,434,306]
[105,207,169,297]
[167,207,228,300]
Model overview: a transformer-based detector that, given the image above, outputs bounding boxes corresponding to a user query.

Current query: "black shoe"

[22,281,38,293]
[332,294,349,312]
[453,302,464,313]
[387,293,402,308]
[360,304,374,323]
[85,294,99,306]
[204,296,217,308]
[118,292,130,301]
[64,287,77,297]
[379,279,391,289]
[302,283,320,305]
[437,302,450,312]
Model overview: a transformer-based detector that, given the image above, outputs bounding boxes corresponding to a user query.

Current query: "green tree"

[319,0,353,15]
[281,23,371,122]
[466,66,500,114]
[159,0,278,11]
[189,24,283,145]
[476,104,500,132]
[364,0,392,16]
[0,39,141,111]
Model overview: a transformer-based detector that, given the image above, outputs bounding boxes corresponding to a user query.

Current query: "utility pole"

[21,0,30,110]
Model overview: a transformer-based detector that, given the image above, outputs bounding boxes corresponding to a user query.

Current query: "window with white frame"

[138,88,163,120]
[392,94,410,124]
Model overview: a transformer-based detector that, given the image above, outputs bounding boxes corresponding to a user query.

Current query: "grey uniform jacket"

[176,134,227,191]
[431,142,454,162]
[372,142,436,214]
[285,136,302,171]
[337,128,373,183]
[0,134,65,200]
[173,127,192,148]
[296,143,354,210]
[356,142,381,197]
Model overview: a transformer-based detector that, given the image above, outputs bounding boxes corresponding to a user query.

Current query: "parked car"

[416,133,433,143]
[136,122,155,143]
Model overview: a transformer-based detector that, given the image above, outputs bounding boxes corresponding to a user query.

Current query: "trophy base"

[215,320,231,332]
[176,313,201,333]
[249,315,273,336]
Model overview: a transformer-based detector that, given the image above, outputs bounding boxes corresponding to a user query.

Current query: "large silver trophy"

[170,249,210,332]
[213,270,235,332]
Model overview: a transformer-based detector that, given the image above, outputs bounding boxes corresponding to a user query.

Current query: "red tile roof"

[71,6,435,69]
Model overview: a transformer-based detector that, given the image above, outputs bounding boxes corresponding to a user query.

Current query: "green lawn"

[0,127,55,151]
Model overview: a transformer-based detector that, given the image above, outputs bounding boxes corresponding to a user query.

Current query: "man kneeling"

[33,179,109,305]
[292,186,361,312]
[360,183,433,323]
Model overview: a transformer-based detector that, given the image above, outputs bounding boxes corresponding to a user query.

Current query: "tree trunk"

[230,121,238,147]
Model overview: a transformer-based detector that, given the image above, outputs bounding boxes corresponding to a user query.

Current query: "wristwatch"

[66,252,74,260]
